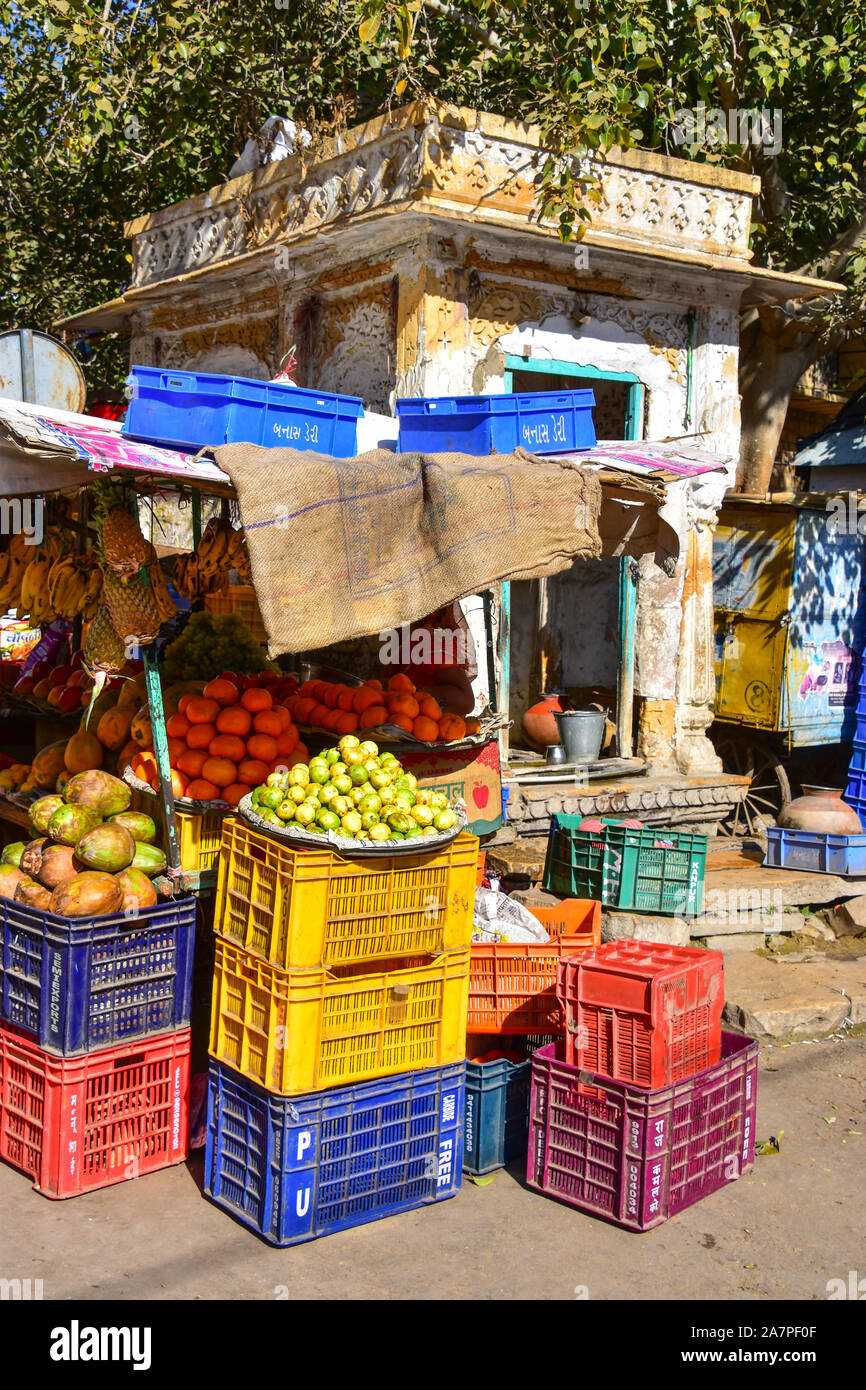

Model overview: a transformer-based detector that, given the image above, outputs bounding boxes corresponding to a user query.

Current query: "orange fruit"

[178,749,209,778]
[238,757,269,786]
[465,716,481,735]
[216,705,252,737]
[246,733,278,762]
[170,768,190,797]
[337,687,357,712]
[167,713,191,739]
[322,708,343,732]
[335,711,360,735]
[241,687,272,713]
[253,709,282,737]
[417,695,442,721]
[201,756,238,789]
[185,696,221,725]
[438,714,466,741]
[390,713,415,733]
[291,698,315,725]
[310,703,330,727]
[352,686,382,716]
[130,750,157,780]
[273,705,292,731]
[221,782,251,808]
[412,715,440,741]
[359,704,388,729]
[275,728,298,756]
[186,778,220,801]
[388,673,415,694]
[203,678,239,706]
[209,733,246,762]
[186,722,217,750]
[178,694,194,716]
[388,693,420,719]
[167,736,187,763]
[366,678,383,690]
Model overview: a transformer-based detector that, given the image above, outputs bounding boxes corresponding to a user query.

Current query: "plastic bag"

[472,889,550,944]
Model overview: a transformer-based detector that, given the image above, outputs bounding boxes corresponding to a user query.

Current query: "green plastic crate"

[542,815,707,916]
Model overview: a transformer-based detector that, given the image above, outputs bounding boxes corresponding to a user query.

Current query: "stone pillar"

[674,524,723,774]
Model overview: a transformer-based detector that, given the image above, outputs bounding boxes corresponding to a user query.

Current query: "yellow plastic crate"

[209,939,470,1096]
[130,786,231,874]
[214,820,478,970]
[204,586,268,647]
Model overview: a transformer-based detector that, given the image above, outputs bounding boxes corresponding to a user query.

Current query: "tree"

[1,0,864,489]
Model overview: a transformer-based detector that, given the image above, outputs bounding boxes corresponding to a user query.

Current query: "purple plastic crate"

[526,1030,757,1231]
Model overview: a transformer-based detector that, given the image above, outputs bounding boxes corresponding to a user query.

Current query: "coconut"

[37,843,80,891]
[0,841,25,868]
[47,803,101,847]
[0,863,27,899]
[130,841,167,878]
[64,768,131,818]
[115,866,158,914]
[49,871,123,919]
[108,811,157,844]
[15,879,53,911]
[75,823,136,874]
[20,837,48,877]
[30,794,64,836]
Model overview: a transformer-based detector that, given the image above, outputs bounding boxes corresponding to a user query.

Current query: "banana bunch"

[143,543,179,624]
[171,521,251,599]
[18,530,65,622]
[0,531,32,610]
[47,553,104,620]
[174,551,204,600]
[198,517,230,580]
[226,525,252,582]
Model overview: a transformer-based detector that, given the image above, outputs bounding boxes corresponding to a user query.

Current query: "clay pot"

[523,691,571,749]
[777,786,863,834]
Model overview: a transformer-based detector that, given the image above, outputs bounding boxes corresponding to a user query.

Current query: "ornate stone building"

[63,103,831,778]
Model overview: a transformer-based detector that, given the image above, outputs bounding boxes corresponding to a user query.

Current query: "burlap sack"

[213,444,602,657]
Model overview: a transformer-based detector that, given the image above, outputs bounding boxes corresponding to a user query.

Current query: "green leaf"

[358,15,381,44]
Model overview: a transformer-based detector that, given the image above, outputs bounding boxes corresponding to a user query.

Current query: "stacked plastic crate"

[527,940,758,1230]
[0,890,195,1199]
[203,821,479,1245]
[463,898,601,1176]
[844,668,866,822]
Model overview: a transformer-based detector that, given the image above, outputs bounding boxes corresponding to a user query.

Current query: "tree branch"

[420,0,503,53]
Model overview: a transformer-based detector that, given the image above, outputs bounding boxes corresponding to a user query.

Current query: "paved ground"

[2,1032,865,1301]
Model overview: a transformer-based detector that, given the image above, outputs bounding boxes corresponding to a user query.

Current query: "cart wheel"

[712,733,792,838]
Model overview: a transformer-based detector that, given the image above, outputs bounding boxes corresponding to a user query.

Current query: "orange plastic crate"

[467,899,600,1035]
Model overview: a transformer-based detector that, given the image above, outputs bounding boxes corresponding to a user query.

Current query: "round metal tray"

[238,793,467,856]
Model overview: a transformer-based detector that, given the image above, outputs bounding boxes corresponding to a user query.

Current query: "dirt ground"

[1,1033,864,1302]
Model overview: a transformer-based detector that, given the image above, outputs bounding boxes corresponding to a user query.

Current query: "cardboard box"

[399,737,502,837]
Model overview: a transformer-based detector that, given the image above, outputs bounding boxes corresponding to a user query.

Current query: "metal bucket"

[554,709,606,763]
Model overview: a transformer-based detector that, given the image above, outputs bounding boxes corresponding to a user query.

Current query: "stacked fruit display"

[284,674,479,745]
[249,735,459,843]
[0,769,166,916]
[130,674,307,807]
[10,648,141,715]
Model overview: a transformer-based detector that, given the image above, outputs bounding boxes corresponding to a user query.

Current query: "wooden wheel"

[712,732,792,838]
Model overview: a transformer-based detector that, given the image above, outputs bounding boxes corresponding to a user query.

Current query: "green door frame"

[499,355,643,761]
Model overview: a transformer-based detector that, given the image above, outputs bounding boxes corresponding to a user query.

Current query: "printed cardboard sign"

[399,737,502,837]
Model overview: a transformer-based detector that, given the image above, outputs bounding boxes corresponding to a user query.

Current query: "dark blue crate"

[123,366,363,457]
[764,827,866,876]
[204,1059,464,1246]
[848,739,866,774]
[464,1055,531,1175]
[0,895,195,1055]
[395,389,596,456]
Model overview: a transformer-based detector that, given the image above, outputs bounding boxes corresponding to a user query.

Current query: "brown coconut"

[20,837,48,877]
[50,871,123,918]
[64,769,131,817]
[0,864,28,900]
[15,880,53,911]
[37,843,80,891]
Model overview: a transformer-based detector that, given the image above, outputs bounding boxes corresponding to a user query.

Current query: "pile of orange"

[129,678,308,805]
[285,674,481,744]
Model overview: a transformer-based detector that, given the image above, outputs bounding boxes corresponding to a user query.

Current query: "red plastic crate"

[467,900,601,1035]
[556,939,723,1088]
[527,1030,757,1231]
[0,1023,190,1199]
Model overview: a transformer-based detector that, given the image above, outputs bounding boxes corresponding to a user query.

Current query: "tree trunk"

[735,309,821,495]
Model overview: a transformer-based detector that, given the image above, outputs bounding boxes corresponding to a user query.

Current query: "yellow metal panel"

[715,615,787,729]
[715,505,795,621]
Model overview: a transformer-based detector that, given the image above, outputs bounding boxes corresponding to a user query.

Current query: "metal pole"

[19,329,36,403]
[617,557,637,758]
[191,489,202,549]
[142,644,182,885]
[498,580,511,761]
[481,590,498,713]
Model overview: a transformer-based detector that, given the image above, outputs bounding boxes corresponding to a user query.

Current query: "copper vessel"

[777,785,863,834]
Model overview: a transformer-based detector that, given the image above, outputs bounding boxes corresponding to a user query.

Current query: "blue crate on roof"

[204,1059,464,1246]
[395,389,596,456]
[123,366,363,457]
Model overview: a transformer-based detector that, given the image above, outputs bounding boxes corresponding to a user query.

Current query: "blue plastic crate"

[395,389,596,456]
[764,827,866,876]
[849,739,866,774]
[123,366,363,457]
[0,895,196,1055]
[204,1059,464,1246]
[464,1054,531,1175]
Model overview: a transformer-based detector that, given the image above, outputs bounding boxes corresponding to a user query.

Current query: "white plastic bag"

[472,889,550,944]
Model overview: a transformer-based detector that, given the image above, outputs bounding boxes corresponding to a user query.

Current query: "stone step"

[722,945,866,1040]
